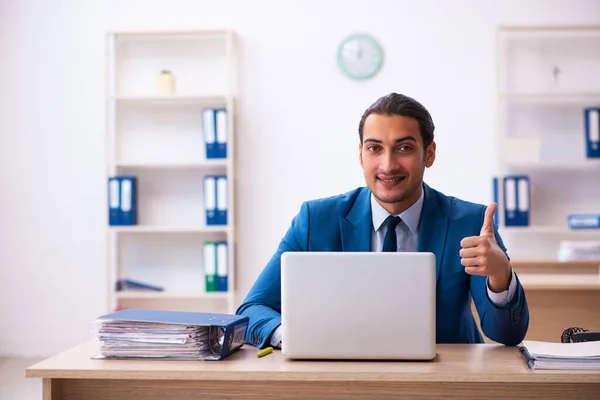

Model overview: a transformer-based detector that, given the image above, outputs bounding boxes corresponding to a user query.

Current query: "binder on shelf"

[204,175,217,225]
[216,175,228,225]
[120,176,137,225]
[115,279,164,292]
[216,241,228,292]
[492,177,499,226]
[94,309,249,361]
[568,214,600,229]
[204,241,217,292]
[203,108,217,159]
[216,109,228,159]
[503,176,529,226]
[108,177,121,225]
[585,107,600,159]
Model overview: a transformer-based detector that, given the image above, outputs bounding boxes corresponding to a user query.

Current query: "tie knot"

[385,215,401,231]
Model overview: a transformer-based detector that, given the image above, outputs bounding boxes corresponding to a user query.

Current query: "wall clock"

[337,33,383,80]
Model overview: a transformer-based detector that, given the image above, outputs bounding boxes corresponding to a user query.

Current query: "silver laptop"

[280,252,436,360]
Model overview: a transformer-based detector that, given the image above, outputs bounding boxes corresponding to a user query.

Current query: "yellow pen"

[257,346,273,358]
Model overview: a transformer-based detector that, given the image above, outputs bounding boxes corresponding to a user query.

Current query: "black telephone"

[561,327,600,343]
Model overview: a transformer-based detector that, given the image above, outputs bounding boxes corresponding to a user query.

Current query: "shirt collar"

[371,188,424,235]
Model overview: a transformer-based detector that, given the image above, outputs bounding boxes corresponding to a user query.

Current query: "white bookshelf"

[105,30,237,314]
[496,26,600,270]
[116,291,231,300]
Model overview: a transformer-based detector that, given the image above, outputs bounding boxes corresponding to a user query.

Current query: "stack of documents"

[557,241,600,262]
[93,309,249,361]
[519,340,600,370]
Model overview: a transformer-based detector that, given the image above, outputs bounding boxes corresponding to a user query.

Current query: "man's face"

[359,113,435,214]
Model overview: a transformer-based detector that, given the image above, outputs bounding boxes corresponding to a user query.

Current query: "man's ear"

[424,141,436,168]
[358,142,363,168]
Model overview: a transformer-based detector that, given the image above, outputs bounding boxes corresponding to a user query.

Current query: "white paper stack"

[94,319,224,360]
[557,241,600,262]
[519,340,600,370]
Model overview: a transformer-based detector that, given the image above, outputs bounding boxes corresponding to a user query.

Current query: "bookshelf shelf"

[511,260,600,268]
[114,160,229,169]
[504,159,600,171]
[518,275,600,290]
[111,226,230,234]
[501,226,600,234]
[115,291,230,300]
[110,94,229,105]
[499,92,600,102]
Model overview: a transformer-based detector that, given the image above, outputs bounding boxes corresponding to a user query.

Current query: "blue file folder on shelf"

[492,177,499,226]
[203,109,217,159]
[204,108,227,159]
[108,177,121,225]
[503,176,530,226]
[216,241,228,292]
[204,176,217,225]
[568,214,600,229]
[108,176,137,226]
[216,109,227,159]
[94,309,249,361]
[120,176,137,225]
[585,107,600,159]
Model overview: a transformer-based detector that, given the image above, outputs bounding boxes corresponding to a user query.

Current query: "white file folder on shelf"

[216,242,228,292]
[204,241,217,292]
[204,176,217,225]
[216,109,227,159]
[216,175,228,226]
[203,109,217,159]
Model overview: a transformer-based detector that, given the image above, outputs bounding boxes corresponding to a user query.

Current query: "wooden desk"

[26,341,600,400]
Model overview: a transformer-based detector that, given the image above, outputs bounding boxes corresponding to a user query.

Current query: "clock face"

[337,34,383,80]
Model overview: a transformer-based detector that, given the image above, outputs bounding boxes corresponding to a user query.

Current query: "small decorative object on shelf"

[552,64,561,83]
[156,70,175,95]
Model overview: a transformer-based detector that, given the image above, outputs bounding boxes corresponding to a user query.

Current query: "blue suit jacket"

[236,183,529,349]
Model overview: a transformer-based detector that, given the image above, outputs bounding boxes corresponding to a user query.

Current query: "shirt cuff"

[486,269,517,308]
[270,326,282,348]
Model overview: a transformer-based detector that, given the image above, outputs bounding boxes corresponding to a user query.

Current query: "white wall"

[1,0,599,357]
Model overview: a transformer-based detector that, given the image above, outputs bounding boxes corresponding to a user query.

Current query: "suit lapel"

[417,183,448,284]
[340,188,372,252]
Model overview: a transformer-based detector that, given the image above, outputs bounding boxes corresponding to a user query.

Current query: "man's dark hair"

[358,93,435,150]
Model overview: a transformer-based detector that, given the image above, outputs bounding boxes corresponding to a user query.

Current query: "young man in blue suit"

[236,93,529,349]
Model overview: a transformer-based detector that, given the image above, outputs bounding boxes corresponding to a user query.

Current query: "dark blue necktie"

[382,216,401,252]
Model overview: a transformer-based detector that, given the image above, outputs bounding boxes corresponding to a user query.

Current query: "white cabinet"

[496,26,600,288]
[105,30,238,313]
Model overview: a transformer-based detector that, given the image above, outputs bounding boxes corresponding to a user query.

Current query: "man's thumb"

[480,202,497,236]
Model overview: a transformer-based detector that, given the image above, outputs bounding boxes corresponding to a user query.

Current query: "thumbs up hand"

[459,203,512,293]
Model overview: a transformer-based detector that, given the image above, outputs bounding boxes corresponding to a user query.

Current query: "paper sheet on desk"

[520,340,600,370]
[522,340,600,358]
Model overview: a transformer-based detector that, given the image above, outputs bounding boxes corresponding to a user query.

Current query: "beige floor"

[0,358,43,400]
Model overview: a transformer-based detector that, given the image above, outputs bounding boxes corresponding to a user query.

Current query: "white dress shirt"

[270,191,516,347]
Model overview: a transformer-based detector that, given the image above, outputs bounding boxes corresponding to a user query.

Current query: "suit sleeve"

[235,202,310,349]
[469,208,530,346]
